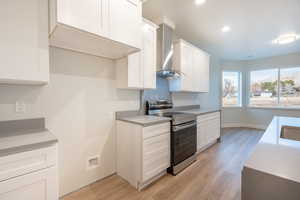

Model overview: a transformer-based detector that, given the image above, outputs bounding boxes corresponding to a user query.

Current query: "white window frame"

[247,66,300,110]
[222,70,242,108]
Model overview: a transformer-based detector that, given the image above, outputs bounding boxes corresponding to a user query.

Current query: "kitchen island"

[242,116,300,200]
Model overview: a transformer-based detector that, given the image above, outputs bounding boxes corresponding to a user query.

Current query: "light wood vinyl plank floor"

[62,128,263,200]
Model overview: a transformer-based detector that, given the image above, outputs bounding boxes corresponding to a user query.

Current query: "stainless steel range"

[146,100,197,175]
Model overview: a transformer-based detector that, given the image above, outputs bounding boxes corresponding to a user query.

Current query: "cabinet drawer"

[143,122,170,139]
[143,133,170,152]
[197,112,220,122]
[0,145,57,182]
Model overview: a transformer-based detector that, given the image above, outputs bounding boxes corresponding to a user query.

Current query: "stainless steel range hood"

[156,24,180,79]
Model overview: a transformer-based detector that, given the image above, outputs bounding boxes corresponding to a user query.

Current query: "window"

[280,68,300,107]
[222,71,242,107]
[249,67,300,108]
[249,69,278,107]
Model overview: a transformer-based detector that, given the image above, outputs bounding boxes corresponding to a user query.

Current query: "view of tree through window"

[250,69,278,107]
[222,71,241,107]
[249,67,300,107]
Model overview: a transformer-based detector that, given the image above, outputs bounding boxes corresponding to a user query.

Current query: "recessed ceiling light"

[272,33,300,45]
[222,26,231,33]
[195,0,206,6]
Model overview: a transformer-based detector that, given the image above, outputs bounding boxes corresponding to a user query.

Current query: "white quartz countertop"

[117,115,171,126]
[245,116,300,183]
[0,129,58,155]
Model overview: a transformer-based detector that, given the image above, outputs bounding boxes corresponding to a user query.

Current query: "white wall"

[222,52,300,129]
[0,47,140,196]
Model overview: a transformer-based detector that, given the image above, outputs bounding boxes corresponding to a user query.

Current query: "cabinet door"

[0,167,58,200]
[206,118,220,143]
[128,52,143,88]
[142,133,170,182]
[109,0,142,48]
[0,0,49,84]
[142,22,157,89]
[193,49,210,92]
[198,51,210,92]
[57,0,107,36]
[193,48,202,92]
[181,43,194,91]
[197,122,207,152]
[211,118,221,140]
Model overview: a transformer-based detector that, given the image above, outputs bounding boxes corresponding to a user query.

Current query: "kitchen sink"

[281,126,300,141]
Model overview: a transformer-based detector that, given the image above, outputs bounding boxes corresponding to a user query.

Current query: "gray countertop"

[178,107,221,116]
[0,129,57,156]
[116,106,221,126]
[0,118,58,156]
[117,115,171,127]
[244,116,300,183]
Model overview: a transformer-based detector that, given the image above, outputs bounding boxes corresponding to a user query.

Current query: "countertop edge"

[179,109,221,116]
[0,138,58,157]
[243,166,300,185]
[117,118,171,127]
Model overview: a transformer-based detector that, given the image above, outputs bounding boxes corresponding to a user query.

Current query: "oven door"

[171,121,197,166]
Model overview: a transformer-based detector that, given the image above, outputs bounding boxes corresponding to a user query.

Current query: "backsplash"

[143,76,171,102]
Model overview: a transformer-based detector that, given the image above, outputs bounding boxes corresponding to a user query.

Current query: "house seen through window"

[249,67,300,108]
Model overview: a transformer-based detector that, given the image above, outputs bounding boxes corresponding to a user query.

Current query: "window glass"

[222,71,241,107]
[249,69,278,107]
[280,67,300,107]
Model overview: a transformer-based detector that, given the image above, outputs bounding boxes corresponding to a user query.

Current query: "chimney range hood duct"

[156,24,180,79]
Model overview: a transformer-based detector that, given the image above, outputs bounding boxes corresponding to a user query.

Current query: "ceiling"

[143,0,300,60]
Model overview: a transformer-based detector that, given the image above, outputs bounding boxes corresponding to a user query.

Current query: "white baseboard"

[222,123,267,130]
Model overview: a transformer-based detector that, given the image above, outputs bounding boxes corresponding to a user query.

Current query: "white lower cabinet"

[142,133,170,182]
[116,121,170,190]
[0,166,58,200]
[197,112,221,153]
[0,145,58,200]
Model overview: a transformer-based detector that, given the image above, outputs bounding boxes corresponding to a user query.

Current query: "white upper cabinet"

[142,19,158,89]
[49,0,142,59]
[0,0,49,85]
[110,0,142,49]
[116,19,158,90]
[169,39,210,93]
[193,48,210,92]
[116,52,143,89]
[56,0,108,36]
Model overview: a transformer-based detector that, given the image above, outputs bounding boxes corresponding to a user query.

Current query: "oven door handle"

[173,121,197,132]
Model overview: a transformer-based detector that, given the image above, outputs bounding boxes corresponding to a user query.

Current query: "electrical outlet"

[15,101,26,113]
[87,155,100,170]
